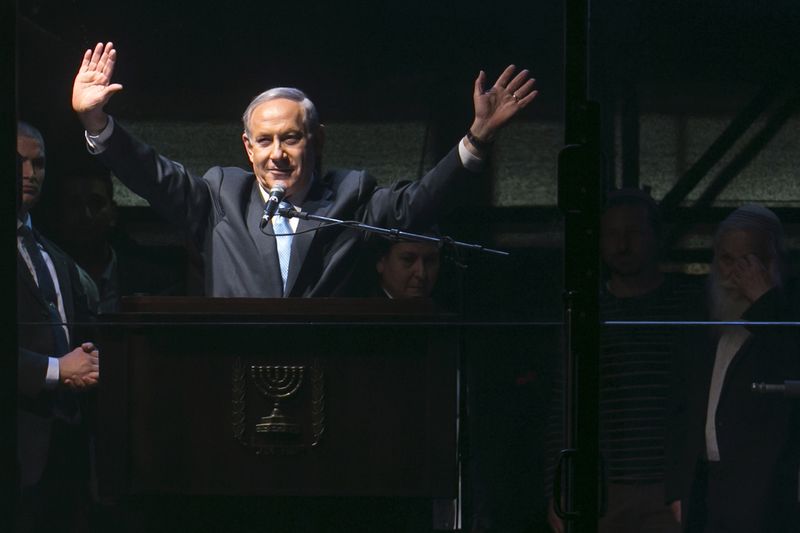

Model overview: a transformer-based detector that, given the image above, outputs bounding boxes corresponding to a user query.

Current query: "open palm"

[72,42,123,116]
[471,65,537,141]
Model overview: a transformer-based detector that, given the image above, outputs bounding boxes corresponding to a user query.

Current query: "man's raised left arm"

[367,65,538,229]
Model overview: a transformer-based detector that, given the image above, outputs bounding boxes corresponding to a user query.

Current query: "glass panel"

[17,1,799,532]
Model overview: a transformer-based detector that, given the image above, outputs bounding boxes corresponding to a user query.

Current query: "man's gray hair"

[17,121,45,155]
[241,87,319,140]
[714,203,786,259]
[709,204,787,325]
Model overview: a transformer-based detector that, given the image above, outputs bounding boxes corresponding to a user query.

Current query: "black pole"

[4,1,19,530]
[557,1,603,532]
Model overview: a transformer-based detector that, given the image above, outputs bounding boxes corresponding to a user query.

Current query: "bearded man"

[665,204,800,533]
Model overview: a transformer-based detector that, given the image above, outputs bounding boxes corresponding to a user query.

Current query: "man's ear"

[242,132,254,163]
[313,124,325,176]
[314,124,326,153]
[376,255,385,275]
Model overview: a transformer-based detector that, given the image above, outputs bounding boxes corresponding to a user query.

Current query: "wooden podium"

[95,297,459,501]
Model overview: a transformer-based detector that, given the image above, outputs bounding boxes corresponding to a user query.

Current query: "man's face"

[242,99,316,198]
[710,228,769,320]
[600,204,658,277]
[714,229,767,289]
[17,135,46,214]
[377,242,441,299]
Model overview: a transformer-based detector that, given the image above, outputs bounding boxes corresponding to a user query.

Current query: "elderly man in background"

[666,204,800,533]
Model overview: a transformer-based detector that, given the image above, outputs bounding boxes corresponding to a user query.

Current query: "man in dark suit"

[71,42,538,297]
[16,122,100,532]
[665,205,800,533]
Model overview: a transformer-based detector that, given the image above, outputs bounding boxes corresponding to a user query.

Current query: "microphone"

[752,381,800,398]
[259,185,286,229]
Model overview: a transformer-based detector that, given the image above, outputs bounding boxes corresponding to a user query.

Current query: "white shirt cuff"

[458,137,485,172]
[45,356,60,389]
[85,116,115,155]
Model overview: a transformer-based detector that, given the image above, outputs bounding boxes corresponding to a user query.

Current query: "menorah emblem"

[250,365,305,435]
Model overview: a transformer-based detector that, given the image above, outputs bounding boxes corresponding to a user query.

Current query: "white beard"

[708,255,784,326]
[708,272,752,324]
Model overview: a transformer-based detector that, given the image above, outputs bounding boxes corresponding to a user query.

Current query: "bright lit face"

[242,98,317,198]
[377,242,441,299]
[17,135,46,214]
[600,204,658,277]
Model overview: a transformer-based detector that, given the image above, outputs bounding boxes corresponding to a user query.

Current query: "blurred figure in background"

[52,158,185,313]
[546,188,702,533]
[375,238,442,299]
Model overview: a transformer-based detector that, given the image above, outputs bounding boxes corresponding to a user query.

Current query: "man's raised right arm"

[72,42,123,135]
[72,42,212,236]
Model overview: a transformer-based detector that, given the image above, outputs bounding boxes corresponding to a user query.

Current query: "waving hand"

[469,65,538,143]
[72,42,123,133]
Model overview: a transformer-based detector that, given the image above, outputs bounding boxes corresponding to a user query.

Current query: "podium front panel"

[97,298,458,498]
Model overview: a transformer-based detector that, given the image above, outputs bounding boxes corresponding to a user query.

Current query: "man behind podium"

[16,122,100,532]
[71,42,538,297]
[376,239,442,299]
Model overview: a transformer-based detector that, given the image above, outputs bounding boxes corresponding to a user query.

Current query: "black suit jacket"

[17,229,91,487]
[665,288,800,532]
[99,123,474,297]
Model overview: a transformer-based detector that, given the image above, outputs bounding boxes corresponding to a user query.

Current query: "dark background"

[18,1,800,133]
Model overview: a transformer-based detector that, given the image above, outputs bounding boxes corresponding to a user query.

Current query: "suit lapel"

[284,182,334,296]
[245,183,283,297]
[39,233,75,322]
[17,250,48,310]
[18,234,75,347]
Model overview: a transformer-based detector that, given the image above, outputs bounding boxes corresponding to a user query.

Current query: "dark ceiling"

[16,0,800,135]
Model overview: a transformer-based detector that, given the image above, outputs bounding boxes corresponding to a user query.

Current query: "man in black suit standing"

[665,205,800,533]
[71,42,538,297]
[16,122,100,532]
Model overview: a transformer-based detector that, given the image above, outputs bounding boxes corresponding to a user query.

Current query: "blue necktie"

[19,225,81,423]
[273,202,294,295]
[18,225,69,355]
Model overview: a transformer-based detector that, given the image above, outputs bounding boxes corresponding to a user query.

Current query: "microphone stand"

[752,379,800,506]
[280,206,506,531]
[277,208,510,257]
[752,381,800,398]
